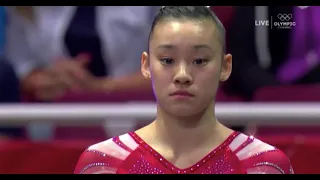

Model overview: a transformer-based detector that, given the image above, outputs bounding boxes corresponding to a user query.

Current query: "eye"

[193,58,208,66]
[160,58,174,65]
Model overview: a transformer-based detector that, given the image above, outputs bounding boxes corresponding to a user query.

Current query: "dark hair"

[148,6,226,54]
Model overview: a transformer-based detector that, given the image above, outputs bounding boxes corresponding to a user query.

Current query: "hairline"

[148,15,226,55]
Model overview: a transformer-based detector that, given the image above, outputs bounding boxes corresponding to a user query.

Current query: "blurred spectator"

[0,59,20,102]
[4,6,159,140]
[0,7,20,103]
[0,51,23,138]
[227,6,320,99]
[5,6,158,102]
[0,6,5,55]
[0,7,23,138]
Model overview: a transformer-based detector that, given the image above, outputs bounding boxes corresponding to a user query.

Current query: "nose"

[173,63,193,85]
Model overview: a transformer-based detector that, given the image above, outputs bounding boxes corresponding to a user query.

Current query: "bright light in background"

[297,6,309,9]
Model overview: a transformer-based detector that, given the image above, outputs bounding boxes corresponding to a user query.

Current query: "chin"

[167,104,205,117]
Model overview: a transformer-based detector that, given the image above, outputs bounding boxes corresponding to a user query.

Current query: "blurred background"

[0,6,319,174]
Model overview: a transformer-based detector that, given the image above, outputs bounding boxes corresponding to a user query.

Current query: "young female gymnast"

[74,6,293,174]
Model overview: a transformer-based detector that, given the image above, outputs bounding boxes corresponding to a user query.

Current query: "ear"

[141,52,151,79]
[220,54,232,82]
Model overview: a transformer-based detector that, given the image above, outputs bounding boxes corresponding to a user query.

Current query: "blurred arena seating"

[254,85,320,143]
[254,85,320,102]
[0,6,319,174]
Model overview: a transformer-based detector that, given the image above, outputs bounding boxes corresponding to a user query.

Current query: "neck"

[148,104,231,153]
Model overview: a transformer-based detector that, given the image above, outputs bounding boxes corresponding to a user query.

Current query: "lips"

[170,90,194,97]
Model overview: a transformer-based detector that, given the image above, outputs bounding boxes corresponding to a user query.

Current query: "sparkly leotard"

[74,132,294,174]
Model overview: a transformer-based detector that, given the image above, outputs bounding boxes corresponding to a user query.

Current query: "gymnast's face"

[141,19,232,117]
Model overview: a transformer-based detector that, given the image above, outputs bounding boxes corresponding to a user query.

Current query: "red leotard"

[74,132,294,174]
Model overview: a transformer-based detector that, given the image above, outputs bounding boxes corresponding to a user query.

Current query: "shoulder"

[74,133,140,174]
[229,133,294,174]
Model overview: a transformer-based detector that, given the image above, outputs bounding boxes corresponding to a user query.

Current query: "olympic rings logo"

[277,14,292,21]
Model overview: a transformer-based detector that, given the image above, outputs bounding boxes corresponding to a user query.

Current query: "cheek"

[194,67,220,92]
[196,65,220,82]
[150,63,171,90]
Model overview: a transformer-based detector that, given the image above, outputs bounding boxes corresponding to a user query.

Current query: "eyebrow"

[156,44,213,51]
